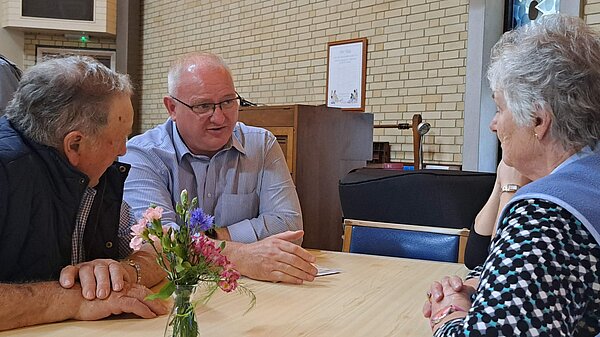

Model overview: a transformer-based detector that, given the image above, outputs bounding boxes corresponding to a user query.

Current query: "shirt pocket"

[215,192,259,226]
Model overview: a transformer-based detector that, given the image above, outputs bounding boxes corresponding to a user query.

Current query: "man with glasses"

[122,52,317,284]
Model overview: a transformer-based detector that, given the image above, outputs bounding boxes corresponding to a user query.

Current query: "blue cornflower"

[189,208,215,233]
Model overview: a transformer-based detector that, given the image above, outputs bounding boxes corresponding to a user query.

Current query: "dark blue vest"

[0,116,130,282]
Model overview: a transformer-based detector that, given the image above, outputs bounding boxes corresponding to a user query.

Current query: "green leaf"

[152,219,162,232]
[145,281,175,301]
[174,256,185,273]
[161,235,171,249]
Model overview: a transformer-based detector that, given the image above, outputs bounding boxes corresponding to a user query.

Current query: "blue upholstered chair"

[342,219,469,263]
[339,169,495,263]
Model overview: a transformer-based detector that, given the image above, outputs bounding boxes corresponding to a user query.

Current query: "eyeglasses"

[169,93,241,117]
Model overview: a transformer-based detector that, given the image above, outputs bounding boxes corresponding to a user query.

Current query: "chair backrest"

[339,168,496,229]
[342,219,469,263]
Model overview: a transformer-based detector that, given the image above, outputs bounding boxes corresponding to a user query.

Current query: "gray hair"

[5,56,132,148]
[167,52,233,95]
[487,14,600,150]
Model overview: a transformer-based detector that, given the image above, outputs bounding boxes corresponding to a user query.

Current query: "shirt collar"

[171,119,246,161]
[552,140,600,174]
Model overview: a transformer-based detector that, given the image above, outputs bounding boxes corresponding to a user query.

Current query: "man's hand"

[226,230,318,284]
[73,283,168,321]
[60,259,131,300]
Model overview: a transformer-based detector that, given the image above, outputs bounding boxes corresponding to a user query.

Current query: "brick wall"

[138,1,600,166]
[9,2,597,166]
[141,0,469,165]
[586,0,600,29]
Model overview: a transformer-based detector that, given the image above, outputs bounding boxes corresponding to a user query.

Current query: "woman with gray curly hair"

[423,14,600,336]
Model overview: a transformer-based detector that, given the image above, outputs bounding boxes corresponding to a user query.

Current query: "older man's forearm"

[0,282,80,331]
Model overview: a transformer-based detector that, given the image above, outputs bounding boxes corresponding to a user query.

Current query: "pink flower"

[143,206,164,222]
[211,254,228,267]
[129,218,149,251]
[130,195,254,310]
[218,267,240,292]
[148,234,159,244]
[218,279,237,292]
[131,218,147,236]
[191,234,217,257]
[129,236,144,251]
[222,268,240,282]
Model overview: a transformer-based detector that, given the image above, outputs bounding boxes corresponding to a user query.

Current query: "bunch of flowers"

[130,190,254,336]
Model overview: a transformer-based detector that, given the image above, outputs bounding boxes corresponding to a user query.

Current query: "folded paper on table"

[315,265,342,277]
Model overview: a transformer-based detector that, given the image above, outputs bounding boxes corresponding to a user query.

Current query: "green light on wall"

[64,33,90,44]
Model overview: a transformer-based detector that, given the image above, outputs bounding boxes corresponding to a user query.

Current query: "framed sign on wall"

[36,46,116,70]
[326,38,367,111]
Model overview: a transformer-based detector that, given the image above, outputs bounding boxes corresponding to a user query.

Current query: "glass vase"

[164,284,199,337]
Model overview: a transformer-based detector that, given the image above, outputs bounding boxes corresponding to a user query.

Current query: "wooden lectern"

[238,105,373,251]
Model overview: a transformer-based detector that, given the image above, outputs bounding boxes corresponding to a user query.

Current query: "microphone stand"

[373,113,430,170]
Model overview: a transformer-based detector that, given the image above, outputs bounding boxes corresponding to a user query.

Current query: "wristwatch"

[501,183,520,193]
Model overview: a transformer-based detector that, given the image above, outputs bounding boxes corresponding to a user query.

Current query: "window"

[22,0,94,21]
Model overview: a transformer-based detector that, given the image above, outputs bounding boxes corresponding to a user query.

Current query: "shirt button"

[105,241,113,249]
[207,193,212,198]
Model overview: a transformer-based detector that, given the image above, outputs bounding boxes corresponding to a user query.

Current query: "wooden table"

[1,250,467,337]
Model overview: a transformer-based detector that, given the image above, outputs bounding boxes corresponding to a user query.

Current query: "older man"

[122,52,317,284]
[0,56,166,331]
